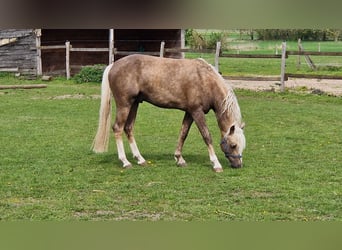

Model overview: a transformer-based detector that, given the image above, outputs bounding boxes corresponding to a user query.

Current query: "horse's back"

[108,54,223,111]
[110,54,216,87]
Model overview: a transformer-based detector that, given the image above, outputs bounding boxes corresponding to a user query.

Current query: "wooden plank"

[0,38,17,46]
[0,68,19,72]
[70,48,109,52]
[286,73,342,80]
[41,76,52,81]
[0,84,47,90]
[39,45,66,50]
[220,53,283,59]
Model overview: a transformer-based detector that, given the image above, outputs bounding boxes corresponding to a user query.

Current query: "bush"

[73,64,106,83]
[185,29,206,49]
[206,31,229,50]
[185,29,228,50]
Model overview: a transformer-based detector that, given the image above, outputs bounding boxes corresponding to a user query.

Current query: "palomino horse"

[92,54,246,172]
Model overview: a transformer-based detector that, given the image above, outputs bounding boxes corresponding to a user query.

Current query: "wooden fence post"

[160,41,165,58]
[297,38,301,69]
[35,29,42,76]
[280,42,287,92]
[109,29,114,64]
[65,41,71,80]
[215,41,221,72]
[181,29,185,59]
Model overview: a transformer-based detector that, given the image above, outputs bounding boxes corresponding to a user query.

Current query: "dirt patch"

[228,78,342,96]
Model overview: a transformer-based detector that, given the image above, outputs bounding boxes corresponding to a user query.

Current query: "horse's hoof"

[177,162,187,168]
[138,161,148,166]
[123,163,133,169]
[213,167,223,173]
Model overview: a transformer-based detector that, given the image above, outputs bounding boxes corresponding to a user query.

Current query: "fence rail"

[285,73,342,80]
[287,51,342,56]
[113,50,160,56]
[164,48,216,54]
[223,76,283,81]
[220,54,283,59]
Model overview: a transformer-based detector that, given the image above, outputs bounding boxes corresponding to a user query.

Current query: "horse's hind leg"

[174,112,193,167]
[124,101,146,165]
[113,106,132,168]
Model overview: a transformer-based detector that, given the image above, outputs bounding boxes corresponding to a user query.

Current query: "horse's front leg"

[191,110,223,172]
[174,112,193,167]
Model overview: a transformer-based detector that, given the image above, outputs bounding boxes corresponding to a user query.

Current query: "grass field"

[0,75,341,221]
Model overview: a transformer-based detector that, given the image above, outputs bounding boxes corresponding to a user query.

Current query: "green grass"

[0,76,341,221]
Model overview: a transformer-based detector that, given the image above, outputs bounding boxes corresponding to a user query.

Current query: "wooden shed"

[0,29,184,77]
[0,29,38,75]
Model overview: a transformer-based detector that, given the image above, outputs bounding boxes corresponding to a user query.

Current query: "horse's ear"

[228,125,235,135]
[241,122,245,130]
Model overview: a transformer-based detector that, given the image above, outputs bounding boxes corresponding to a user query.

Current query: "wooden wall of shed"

[0,29,37,75]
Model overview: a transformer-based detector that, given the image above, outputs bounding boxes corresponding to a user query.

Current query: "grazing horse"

[92,54,246,172]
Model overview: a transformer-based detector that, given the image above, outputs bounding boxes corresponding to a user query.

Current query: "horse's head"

[220,123,246,168]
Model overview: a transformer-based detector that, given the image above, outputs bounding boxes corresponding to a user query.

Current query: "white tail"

[91,64,113,153]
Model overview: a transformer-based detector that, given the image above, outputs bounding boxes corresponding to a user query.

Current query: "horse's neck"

[216,112,234,137]
[214,86,240,136]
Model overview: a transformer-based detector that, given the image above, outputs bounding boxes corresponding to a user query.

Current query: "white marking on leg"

[208,145,223,171]
[129,139,146,165]
[116,138,132,168]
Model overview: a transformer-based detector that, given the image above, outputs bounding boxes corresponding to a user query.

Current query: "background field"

[186,30,342,77]
[0,75,341,221]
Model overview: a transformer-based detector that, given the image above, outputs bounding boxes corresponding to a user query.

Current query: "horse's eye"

[231,144,237,149]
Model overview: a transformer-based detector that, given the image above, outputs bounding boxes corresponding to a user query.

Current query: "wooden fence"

[39,40,342,90]
[161,41,287,89]
[163,41,342,92]
[38,41,111,80]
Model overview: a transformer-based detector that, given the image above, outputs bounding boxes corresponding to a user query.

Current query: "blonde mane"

[197,58,242,124]
[221,84,242,123]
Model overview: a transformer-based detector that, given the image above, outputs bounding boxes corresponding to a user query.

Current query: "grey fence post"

[280,42,287,92]
[215,41,221,72]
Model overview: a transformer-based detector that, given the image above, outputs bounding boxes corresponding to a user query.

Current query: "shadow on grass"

[89,151,220,171]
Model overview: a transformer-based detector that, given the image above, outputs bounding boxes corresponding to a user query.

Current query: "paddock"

[0,77,341,221]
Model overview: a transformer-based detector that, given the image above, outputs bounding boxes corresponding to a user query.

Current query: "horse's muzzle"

[224,153,243,168]
[230,161,242,168]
